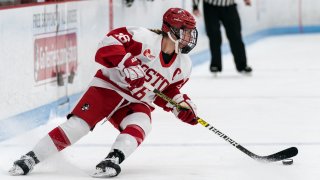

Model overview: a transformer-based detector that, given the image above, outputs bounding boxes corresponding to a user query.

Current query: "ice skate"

[92,160,121,178]
[210,66,221,77]
[238,66,252,75]
[9,151,39,176]
[91,149,125,178]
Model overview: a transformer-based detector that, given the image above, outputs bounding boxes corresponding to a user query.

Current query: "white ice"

[1,33,320,180]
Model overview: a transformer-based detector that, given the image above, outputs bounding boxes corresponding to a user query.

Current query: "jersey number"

[115,33,130,43]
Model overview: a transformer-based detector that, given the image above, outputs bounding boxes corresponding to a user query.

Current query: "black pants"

[203,3,247,71]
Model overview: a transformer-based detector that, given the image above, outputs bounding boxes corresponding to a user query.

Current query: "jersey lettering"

[130,64,170,99]
[151,72,164,86]
[144,68,156,82]
[158,79,170,91]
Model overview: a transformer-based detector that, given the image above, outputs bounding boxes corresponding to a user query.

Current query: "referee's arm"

[244,0,251,6]
[192,0,200,16]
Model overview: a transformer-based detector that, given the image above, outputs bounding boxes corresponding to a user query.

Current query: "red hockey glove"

[118,53,145,88]
[171,94,198,125]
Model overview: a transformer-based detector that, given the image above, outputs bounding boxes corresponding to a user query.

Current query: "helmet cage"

[168,25,198,54]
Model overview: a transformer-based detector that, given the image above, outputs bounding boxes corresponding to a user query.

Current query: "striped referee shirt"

[193,0,236,8]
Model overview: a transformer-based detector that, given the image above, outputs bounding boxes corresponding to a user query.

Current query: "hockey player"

[9,8,198,178]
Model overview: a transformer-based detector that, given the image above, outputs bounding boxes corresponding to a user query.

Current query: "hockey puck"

[282,159,293,165]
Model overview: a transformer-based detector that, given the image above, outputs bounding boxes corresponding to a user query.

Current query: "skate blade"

[211,72,218,77]
[8,165,24,176]
[91,169,117,178]
[239,71,252,76]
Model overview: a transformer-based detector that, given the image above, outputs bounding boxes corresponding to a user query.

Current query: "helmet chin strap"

[167,32,180,53]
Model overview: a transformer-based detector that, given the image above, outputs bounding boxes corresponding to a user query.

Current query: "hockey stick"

[144,83,298,162]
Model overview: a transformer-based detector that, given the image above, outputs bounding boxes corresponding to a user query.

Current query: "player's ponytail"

[149,29,167,37]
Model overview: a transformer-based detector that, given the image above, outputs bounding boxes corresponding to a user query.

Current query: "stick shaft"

[144,83,298,162]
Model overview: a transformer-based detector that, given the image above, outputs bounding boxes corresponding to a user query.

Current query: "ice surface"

[1,33,320,180]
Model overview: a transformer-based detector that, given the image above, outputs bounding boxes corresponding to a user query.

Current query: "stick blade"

[258,147,298,162]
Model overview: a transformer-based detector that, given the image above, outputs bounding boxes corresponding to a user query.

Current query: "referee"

[193,0,252,74]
